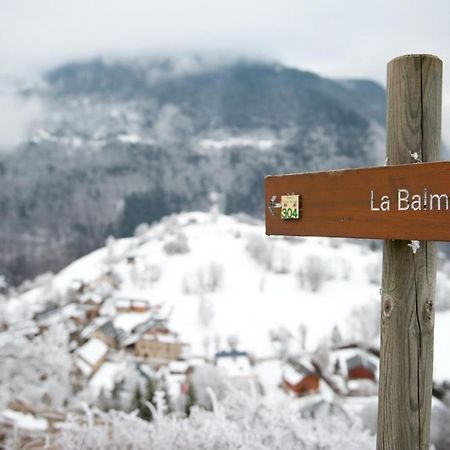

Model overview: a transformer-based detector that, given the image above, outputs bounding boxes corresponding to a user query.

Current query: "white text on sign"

[370,189,449,211]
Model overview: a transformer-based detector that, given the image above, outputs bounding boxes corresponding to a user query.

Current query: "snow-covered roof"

[80,316,110,340]
[216,353,253,378]
[114,297,150,308]
[114,312,153,333]
[346,354,377,373]
[80,292,103,304]
[283,364,304,385]
[76,338,108,366]
[75,357,94,377]
[287,357,316,376]
[169,360,189,374]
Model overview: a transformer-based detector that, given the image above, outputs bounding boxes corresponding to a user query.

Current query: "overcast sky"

[1,0,450,139]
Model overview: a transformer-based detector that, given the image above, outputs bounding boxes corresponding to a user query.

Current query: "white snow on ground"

[1,410,48,430]
[53,238,134,290]
[7,211,450,383]
[255,360,283,395]
[89,362,126,396]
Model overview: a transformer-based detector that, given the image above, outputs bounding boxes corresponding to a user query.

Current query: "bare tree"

[227,334,240,351]
[298,323,308,351]
[197,294,214,328]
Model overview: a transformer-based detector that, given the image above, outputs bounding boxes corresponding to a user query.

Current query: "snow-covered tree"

[298,323,308,351]
[331,324,343,346]
[299,255,328,292]
[313,340,330,370]
[0,325,71,409]
[269,326,292,360]
[347,300,380,344]
[227,334,240,351]
[190,365,229,410]
[163,232,190,255]
[197,294,214,328]
[105,235,117,267]
[202,335,210,357]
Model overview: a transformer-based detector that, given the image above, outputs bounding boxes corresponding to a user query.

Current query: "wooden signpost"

[267,161,450,241]
[265,54,443,450]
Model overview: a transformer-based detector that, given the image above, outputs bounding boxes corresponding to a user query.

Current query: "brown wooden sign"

[265,161,450,241]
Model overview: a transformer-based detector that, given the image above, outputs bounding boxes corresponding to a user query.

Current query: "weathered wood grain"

[377,55,441,450]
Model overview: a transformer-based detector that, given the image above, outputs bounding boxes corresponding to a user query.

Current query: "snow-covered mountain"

[4,211,450,382]
[0,57,386,284]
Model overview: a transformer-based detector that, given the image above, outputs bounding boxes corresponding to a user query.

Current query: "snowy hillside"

[4,211,450,381]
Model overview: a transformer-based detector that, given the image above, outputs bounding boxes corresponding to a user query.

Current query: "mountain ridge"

[1,57,386,284]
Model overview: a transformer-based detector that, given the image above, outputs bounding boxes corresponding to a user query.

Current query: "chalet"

[34,305,63,330]
[74,338,108,378]
[92,320,127,349]
[215,350,255,379]
[67,279,86,298]
[63,303,87,328]
[135,333,188,361]
[80,317,110,342]
[346,354,377,382]
[326,346,380,396]
[282,358,320,397]
[79,292,104,320]
[114,297,150,313]
[131,317,170,336]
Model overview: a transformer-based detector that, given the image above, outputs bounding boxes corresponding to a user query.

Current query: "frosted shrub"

[347,301,380,344]
[246,235,292,274]
[197,294,214,328]
[366,262,382,285]
[298,255,328,292]
[432,407,450,450]
[190,365,229,409]
[269,326,293,360]
[246,234,272,269]
[197,262,223,292]
[313,340,330,370]
[436,274,450,312]
[183,262,224,294]
[133,222,149,239]
[271,247,291,274]
[163,232,190,255]
[55,388,375,450]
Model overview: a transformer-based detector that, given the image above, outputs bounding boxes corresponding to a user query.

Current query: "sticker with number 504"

[281,194,300,220]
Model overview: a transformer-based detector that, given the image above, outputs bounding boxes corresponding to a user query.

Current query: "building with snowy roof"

[282,357,320,397]
[134,333,189,362]
[345,354,377,382]
[74,338,108,378]
[215,350,254,379]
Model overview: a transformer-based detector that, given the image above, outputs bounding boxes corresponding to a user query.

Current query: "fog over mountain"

[0,57,386,284]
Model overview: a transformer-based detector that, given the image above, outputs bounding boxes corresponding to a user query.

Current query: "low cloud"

[0,92,44,151]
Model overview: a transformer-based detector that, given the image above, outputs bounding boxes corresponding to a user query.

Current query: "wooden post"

[377,55,442,449]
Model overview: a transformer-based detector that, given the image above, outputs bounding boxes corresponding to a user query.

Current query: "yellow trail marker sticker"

[281,194,300,220]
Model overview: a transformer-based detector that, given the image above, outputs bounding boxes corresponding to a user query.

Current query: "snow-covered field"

[5,211,450,381]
